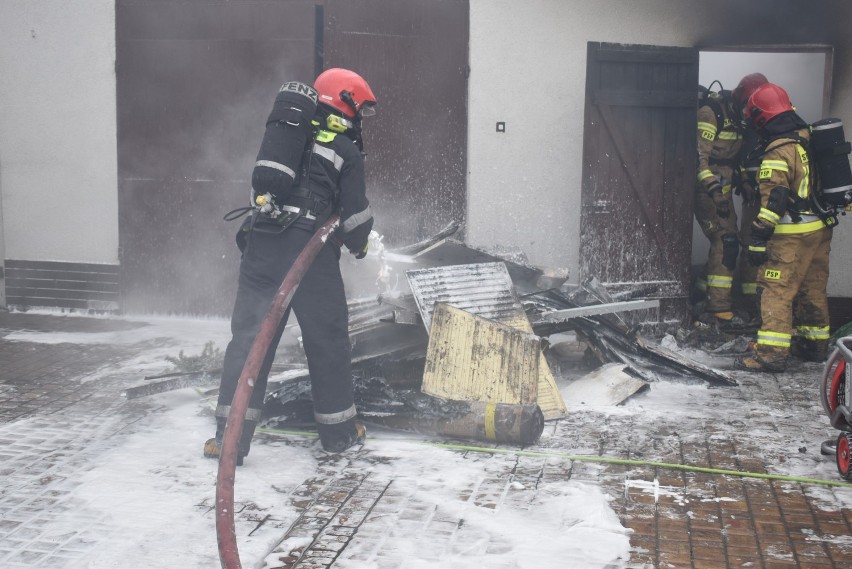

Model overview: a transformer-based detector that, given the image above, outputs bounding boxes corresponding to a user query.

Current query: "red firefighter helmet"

[733,72,768,106]
[314,68,377,119]
[745,83,794,129]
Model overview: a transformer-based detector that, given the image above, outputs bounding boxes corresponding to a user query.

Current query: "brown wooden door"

[323,0,468,247]
[116,0,317,315]
[580,42,698,331]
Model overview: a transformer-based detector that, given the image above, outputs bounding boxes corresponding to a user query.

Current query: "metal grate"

[405,262,524,332]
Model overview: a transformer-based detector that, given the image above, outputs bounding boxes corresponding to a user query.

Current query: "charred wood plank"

[530,299,660,326]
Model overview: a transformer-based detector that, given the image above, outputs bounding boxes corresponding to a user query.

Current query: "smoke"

[699,51,828,123]
[692,49,831,267]
[118,27,316,315]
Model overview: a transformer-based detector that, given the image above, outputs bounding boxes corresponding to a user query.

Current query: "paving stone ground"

[0,309,850,568]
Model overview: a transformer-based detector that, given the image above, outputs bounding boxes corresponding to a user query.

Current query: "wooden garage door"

[116,0,468,316]
[116,0,317,315]
[580,42,698,331]
[324,0,468,247]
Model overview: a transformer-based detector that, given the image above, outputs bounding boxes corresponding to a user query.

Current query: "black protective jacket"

[297,128,373,253]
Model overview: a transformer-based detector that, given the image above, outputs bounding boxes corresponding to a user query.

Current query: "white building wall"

[0,0,118,264]
[1,0,851,298]
[468,0,852,297]
[826,35,852,297]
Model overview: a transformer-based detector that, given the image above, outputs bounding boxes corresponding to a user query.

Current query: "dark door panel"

[324,0,469,247]
[117,0,317,315]
[580,42,698,331]
[116,0,469,315]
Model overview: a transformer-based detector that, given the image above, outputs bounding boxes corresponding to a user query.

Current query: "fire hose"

[216,214,340,569]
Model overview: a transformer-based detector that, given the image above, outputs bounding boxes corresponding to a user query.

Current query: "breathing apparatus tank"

[251,81,319,206]
[809,118,852,211]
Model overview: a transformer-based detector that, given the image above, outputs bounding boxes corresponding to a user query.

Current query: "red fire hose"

[216,214,340,569]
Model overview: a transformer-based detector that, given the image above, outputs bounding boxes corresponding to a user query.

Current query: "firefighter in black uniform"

[205,68,377,461]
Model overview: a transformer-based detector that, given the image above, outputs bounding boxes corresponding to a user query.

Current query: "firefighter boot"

[700,311,745,333]
[318,419,366,453]
[203,418,257,466]
[791,338,829,363]
[203,417,226,461]
[737,346,787,373]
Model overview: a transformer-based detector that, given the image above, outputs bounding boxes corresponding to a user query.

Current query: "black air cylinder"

[252,81,318,203]
[810,118,852,207]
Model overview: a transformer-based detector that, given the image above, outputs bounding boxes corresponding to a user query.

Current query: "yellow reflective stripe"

[698,169,715,182]
[757,330,792,347]
[722,183,732,195]
[741,283,757,295]
[797,326,830,340]
[798,177,808,199]
[698,122,717,135]
[758,331,791,339]
[774,220,827,234]
[484,403,497,441]
[761,159,789,171]
[707,275,733,288]
[758,208,780,225]
[315,130,337,143]
[717,131,741,140]
[748,244,766,252]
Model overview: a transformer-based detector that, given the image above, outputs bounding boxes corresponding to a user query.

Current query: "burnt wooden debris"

[524,277,736,386]
[268,242,737,440]
[126,223,735,443]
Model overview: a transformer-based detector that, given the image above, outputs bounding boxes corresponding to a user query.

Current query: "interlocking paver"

[2,310,852,567]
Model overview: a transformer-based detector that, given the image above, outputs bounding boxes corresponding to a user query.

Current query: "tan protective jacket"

[755,128,829,235]
[696,98,743,192]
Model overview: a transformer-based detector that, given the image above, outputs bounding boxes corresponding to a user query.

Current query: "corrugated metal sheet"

[406,262,526,331]
[408,262,567,420]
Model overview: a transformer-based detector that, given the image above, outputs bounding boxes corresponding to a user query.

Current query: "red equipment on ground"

[215,214,341,569]
[819,336,852,480]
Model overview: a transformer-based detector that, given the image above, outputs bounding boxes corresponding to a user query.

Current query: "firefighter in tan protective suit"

[694,84,746,328]
[731,73,769,320]
[738,83,833,372]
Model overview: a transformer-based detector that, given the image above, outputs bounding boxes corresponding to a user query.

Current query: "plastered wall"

[0,0,118,264]
[468,0,852,296]
[1,0,851,296]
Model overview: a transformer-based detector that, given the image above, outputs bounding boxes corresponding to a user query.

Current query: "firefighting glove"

[739,181,758,207]
[351,243,368,259]
[707,182,730,219]
[747,223,773,267]
[747,240,768,267]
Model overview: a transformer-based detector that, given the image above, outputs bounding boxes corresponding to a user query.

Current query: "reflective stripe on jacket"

[696,101,743,192]
[756,128,828,235]
[307,129,374,251]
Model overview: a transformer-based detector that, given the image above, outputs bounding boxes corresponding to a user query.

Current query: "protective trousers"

[215,224,357,455]
[737,199,761,318]
[755,227,832,364]
[694,164,738,313]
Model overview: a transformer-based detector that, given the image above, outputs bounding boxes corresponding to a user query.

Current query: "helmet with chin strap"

[314,68,377,119]
[745,83,794,130]
[733,72,768,107]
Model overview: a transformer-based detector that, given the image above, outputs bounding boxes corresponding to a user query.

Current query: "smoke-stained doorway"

[580,42,699,332]
[692,48,832,268]
[116,0,469,316]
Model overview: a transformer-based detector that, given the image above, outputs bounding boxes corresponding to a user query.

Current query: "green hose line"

[258,427,851,488]
[427,442,852,488]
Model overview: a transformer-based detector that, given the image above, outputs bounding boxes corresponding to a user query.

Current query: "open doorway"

[691,47,833,269]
